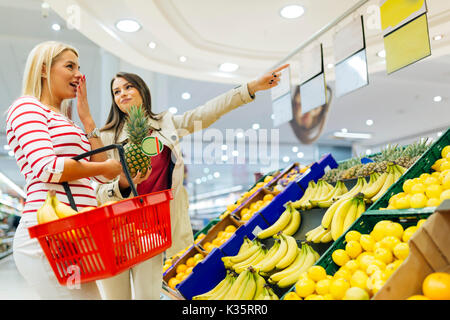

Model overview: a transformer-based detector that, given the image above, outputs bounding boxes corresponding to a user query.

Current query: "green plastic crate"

[368,128,450,211]
[281,207,435,299]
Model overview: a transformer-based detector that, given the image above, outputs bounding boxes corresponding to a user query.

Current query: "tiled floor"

[0,253,172,300]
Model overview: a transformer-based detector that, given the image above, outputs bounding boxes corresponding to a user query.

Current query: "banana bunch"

[253,234,299,274]
[255,284,279,300]
[222,238,268,274]
[256,202,301,239]
[311,180,349,209]
[267,242,319,288]
[305,225,332,243]
[37,190,79,224]
[291,180,319,210]
[364,163,406,203]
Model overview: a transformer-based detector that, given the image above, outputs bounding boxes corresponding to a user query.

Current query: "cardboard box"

[374,199,450,300]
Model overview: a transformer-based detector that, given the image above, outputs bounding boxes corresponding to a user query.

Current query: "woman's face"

[112,77,143,114]
[47,50,82,100]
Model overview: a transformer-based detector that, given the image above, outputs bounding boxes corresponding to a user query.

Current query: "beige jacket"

[96,84,254,257]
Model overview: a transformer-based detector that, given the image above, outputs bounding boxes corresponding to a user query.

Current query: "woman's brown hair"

[101,72,161,143]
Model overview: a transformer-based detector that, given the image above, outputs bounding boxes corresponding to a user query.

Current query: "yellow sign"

[380,0,427,35]
[384,13,431,74]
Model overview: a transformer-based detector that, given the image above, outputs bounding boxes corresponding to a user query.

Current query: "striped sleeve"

[7,101,65,183]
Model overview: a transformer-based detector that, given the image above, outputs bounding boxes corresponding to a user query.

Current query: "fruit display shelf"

[193,218,220,240]
[368,127,450,211]
[280,207,436,300]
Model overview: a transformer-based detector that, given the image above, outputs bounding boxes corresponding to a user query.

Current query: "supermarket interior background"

[0,0,449,301]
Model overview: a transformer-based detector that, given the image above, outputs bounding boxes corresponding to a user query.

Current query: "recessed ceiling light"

[366,149,372,155]
[236,131,244,139]
[168,107,178,114]
[221,145,228,151]
[219,63,239,72]
[327,63,334,69]
[271,114,276,120]
[179,56,187,63]
[116,19,141,32]
[433,96,442,102]
[341,128,348,133]
[213,172,220,178]
[377,50,386,58]
[283,156,290,163]
[8,151,14,157]
[433,35,443,41]
[292,146,299,153]
[232,150,239,157]
[3,145,10,150]
[334,132,372,139]
[297,152,304,159]
[252,123,260,130]
[148,41,156,49]
[51,23,61,31]
[280,5,305,19]
[366,119,374,126]
[195,178,201,184]
[221,155,228,162]
[182,92,191,100]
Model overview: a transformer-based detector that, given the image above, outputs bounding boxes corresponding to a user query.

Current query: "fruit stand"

[163,127,450,300]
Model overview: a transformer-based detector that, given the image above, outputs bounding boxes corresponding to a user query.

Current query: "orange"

[176,264,188,274]
[168,277,180,290]
[193,253,204,262]
[407,295,430,300]
[224,225,237,233]
[263,194,274,202]
[186,257,195,268]
[422,272,450,300]
[175,272,185,281]
[185,266,194,275]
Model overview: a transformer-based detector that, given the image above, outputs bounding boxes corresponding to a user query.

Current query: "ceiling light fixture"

[280,5,305,19]
[236,131,244,139]
[334,132,372,140]
[181,92,191,100]
[433,96,442,102]
[366,119,374,126]
[168,107,178,114]
[366,149,372,155]
[213,172,220,178]
[115,19,141,32]
[283,156,290,163]
[327,63,334,69]
[219,63,239,72]
[51,23,61,31]
[377,50,386,58]
[433,35,443,41]
[292,146,299,153]
[3,145,10,150]
[179,56,187,63]
[221,145,228,151]
[297,152,304,159]
[232,150,239,157]
[148,41,156,49]
[341,128,348,133]
[252,123,260,130]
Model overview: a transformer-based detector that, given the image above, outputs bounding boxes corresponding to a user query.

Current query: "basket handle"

[62,144,138,211]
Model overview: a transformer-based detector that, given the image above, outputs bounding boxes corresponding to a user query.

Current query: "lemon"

[419,173,431,183]
[423,176,439,186]
[440,161,450,172]
[371,220,391,241]
[307,265,327,282]
[334,268,352,281]
[394,196,411,209]
[357,253,375,272]
[407,295,431,300]
[426,198,442,207]
[350,270,369,290]
[295,278,316,298]
[379,236,401,251]
[283,292,302,300]
[374,247,394,264]
[384,260,403,278]
[332,249,350,267]
[343,287,370,300]
[425,183,443,199]
[366,264,382,276]
[323,294,334,300]
[402,179,414,194]
[384,222,404,240]
[371,259,387,271]
[409,193,428,208]
[393,242,409,260]
[343,259,360,274]
[305,294,324,300]
[315,279,331,295]
[431,171,442,180]
[442,173,450,189]
[402,226,417,242]
[416,219,427,229]
[329,279,350,300]
[440,189,450,202]
[359,234,375,252]
[371,279,386,295]
[389,192,406,204]
[345,240,362,259]
[298,272,309,281]
[345,230,362,242]
[442,146,450,158]
[431,158,446,171]
[411,183,426,194]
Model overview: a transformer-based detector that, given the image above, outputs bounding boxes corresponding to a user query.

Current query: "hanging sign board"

[271,67,293,127]
[380,0,427,36]
[298,43,324,85]
[333,16,366,63]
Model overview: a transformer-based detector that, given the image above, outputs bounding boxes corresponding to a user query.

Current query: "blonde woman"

[6,41,122,299]
[96,64,289,299]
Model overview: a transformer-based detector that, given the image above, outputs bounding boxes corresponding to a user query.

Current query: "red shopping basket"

[28,144,173,285]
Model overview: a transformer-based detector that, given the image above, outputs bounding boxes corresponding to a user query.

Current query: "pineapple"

[124,105,152,178]
[356,162,377,177]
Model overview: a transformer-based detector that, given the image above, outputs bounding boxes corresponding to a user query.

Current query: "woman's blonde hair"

[22,41,78,114]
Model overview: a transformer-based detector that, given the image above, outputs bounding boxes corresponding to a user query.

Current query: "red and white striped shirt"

[6,96,110,215]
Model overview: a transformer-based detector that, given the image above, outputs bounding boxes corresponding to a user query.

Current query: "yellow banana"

[371,166,396,202]
[396,164,406,174]
[227,240,260,264]
[335,177,365,202]
[277,244,317,288]
[292,180,316,208]
[223,268,249,299]
[233,247,266,274]
[316,181,349,208]
[306,225,322,242]
[253,271,267,300]
[356,197,366,219]
[275,235,298,269]
[342,198,359,232]
[278,205,301,237]
[311,226,328,243]
[37,192,60,224]
[193,272,231,300]
[269,247,304,283]
[237,270,257,300]
[267,286,279,300]
[51,191,78,219]
[330,197,354,240]
[258,234,288,273]
[252,240,280,271]
[257,206,292,239]
[364,172,388,199]
[320,230,333,243]
[361,172,377,195]
[214,273,236,300]
[321,196,347,230]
